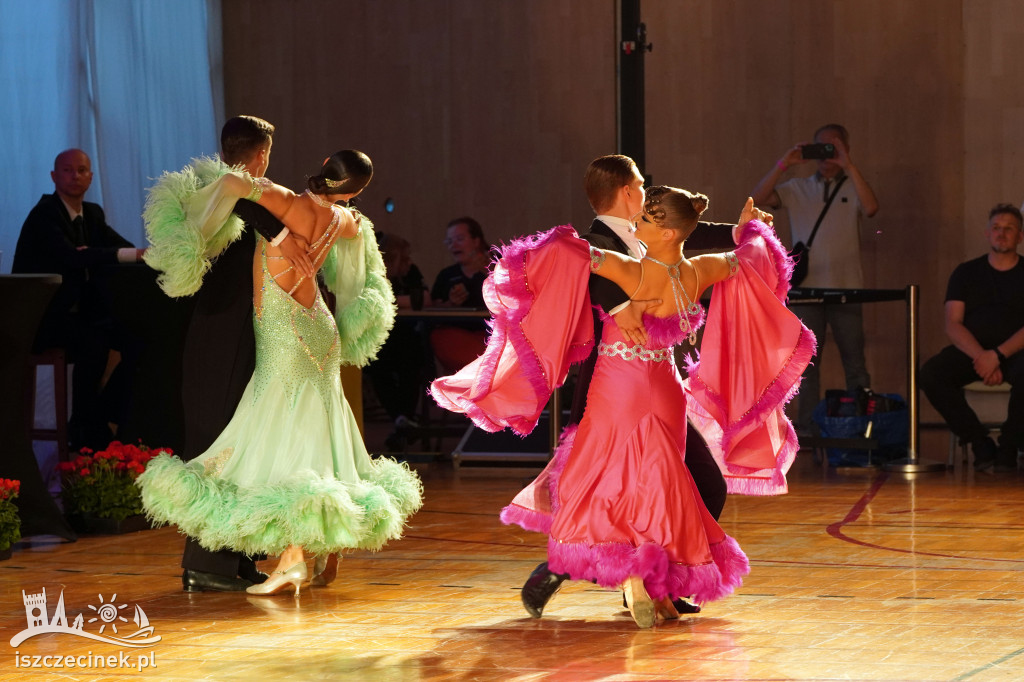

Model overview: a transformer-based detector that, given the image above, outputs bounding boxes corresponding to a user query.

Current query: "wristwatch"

[993,347,1007,364]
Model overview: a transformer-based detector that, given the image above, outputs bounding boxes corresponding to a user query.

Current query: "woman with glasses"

[428,217,490,372]
[431,217,490,308]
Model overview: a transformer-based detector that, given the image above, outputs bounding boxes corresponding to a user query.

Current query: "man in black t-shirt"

[920,203,1024,472]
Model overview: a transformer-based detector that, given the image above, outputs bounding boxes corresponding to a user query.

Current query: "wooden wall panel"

[644,0,965,405]
[964,1,1024,246]
[222,0,617,284]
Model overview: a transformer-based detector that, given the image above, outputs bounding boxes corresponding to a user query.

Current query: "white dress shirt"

[595,214,645,258]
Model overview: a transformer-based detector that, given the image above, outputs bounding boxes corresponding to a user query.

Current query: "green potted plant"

[0,479,21,559]
[58,442,169,534]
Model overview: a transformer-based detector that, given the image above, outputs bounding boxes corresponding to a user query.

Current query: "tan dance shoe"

[245,562,308,597]
[623,576,655,629]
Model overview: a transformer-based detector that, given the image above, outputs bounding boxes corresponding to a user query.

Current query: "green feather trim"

[143,156,245,297]
[136,453,423,556]
[331,214,397,367]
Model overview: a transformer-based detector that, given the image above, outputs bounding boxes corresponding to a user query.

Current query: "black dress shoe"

[671,598,701,614]
[972,437,997,471]
[238,559,269,584]
[521,562,568,618]
[182,569,254,593]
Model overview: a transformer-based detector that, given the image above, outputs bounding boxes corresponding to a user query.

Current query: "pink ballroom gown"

[431,221,815,604]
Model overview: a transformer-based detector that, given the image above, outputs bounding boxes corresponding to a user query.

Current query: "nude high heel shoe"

[245,562,308,597]
[310,553,338,587]
[622,576,655,629]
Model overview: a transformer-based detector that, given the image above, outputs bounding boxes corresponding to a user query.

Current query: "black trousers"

[36,311,139,451]
[365,320,431,421]
[920,345,1024,451]
[178,232,259,577]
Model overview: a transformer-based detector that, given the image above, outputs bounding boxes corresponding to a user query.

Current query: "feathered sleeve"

[430,225,595,435]
[142,156,248,297]
[324,212,396,367]
[685,220,817,496]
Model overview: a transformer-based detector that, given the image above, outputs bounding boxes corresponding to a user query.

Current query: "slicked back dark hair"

[221,115,275,166]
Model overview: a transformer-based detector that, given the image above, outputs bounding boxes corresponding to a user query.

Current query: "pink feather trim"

[498,503,551,534]
[720,326,815,457]
[738,219,795,301]
[547,534,749,603]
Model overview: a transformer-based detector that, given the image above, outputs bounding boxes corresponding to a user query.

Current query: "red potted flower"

[57,442,170,534]
[0,479,20,558]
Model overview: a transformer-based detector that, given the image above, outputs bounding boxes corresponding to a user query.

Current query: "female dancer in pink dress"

[432,188,814,627]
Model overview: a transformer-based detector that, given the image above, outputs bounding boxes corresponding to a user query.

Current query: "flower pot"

[0,547,12,561]
[67,512,151,535]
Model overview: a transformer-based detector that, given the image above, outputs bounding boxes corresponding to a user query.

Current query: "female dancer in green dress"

[138,151,423,596]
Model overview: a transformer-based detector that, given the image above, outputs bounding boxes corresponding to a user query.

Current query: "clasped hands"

[974,349,1004,386]
[615,298,661,347]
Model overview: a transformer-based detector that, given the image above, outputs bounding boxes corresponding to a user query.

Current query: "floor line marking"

[826,471,1024,562]
[952,645,1024,680]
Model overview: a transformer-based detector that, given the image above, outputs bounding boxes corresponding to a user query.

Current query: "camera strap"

[806,175,847,248]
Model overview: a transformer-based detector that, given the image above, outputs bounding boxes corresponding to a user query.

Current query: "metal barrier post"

[885,284,944,473]
[549,387,561,456]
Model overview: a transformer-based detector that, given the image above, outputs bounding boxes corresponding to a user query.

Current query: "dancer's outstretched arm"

[221,172,358,242]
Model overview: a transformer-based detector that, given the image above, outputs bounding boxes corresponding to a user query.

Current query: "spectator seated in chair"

[429,216,490,373]
[920,203,1024,473]
[12,148,146,451]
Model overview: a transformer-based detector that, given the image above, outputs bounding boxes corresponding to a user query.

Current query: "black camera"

[801,143,835,160]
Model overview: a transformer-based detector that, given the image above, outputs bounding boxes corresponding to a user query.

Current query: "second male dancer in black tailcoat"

[179,116,315,592]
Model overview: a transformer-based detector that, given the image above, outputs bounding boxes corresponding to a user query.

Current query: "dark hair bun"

[307,175,331,194]
[307,149,373,196]
[690,193,709,215]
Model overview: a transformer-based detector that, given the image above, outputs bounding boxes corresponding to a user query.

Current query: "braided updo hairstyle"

[643,186,709,240]
[307,149,373,196]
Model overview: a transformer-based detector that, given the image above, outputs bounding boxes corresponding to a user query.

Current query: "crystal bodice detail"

[253,239,341,406]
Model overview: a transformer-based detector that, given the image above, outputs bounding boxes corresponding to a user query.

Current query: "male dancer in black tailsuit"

[520,155,738,617]
[179,116,315,592]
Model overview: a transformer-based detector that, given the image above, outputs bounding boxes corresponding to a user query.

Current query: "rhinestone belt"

[597,341,672,363]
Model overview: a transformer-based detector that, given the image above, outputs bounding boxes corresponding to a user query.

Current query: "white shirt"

[776,173,864,288]
[595,214,645,258]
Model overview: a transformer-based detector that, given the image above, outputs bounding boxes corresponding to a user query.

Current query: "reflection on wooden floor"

[1,448,1023,681]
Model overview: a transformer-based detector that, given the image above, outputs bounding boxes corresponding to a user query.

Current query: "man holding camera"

[751,124,879,434]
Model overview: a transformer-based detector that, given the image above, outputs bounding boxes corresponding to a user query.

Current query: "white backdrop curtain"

[0,0,223,272]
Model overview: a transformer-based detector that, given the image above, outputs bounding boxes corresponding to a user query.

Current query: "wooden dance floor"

[1,448,1023,681]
